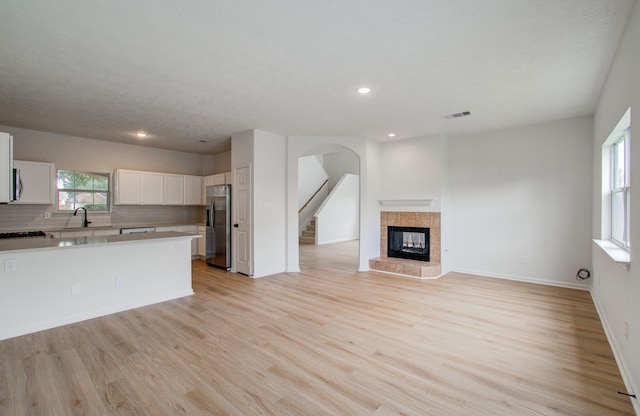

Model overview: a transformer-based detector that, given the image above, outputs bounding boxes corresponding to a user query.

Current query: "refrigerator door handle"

[210,200,216,234]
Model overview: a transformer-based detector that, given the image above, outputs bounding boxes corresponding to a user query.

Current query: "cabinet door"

[197,226,206,257]
[202,175,216,203]
[115,170,143,205]
[13,160,55,204]
[163,174,184,205]
[184,175,203,205]
[92,229,121,236]
[60,230,93,238]
[212,173,225,185]
[142,172,164,205]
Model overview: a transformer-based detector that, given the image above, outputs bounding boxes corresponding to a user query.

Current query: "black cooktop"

[0,230,47,239]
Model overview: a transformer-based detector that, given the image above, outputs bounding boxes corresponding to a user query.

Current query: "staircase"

[299,218,316,245]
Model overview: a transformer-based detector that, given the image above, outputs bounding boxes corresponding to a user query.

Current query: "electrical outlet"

[44,211,52,219]
[4,258,17,272]
[165,243,174,253]
[624,321,629,340]
[71,283,82,296]
[520,257,527,266]
[115,277,125,288]
[498,256,504,263]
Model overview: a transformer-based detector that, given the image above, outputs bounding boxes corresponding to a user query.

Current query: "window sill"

[593,239,630,270]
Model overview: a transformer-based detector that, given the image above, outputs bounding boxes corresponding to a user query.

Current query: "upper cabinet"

[163,174,184,205]
[114,169,205,206]
[114,169,143,205]
[184,175,203,205]
[12,160,55,204]
[142,172,164,205]
[202,172,232,202]
[0,132,13,203]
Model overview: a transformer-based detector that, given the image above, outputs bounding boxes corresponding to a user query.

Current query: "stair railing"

[298,179,328,214]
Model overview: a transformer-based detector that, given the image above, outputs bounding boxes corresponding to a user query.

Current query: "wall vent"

[445,111,471,119]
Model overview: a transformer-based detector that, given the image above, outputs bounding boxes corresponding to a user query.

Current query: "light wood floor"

[0,241,634,415]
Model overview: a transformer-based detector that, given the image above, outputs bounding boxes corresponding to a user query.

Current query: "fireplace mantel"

[378,199,434,206]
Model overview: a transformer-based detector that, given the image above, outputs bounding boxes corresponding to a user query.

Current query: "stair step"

[300,218,316,245]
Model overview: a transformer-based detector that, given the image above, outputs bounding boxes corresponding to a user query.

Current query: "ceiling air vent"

[445,111,471,119]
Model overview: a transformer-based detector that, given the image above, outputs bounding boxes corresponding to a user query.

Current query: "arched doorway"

[297,145,360,272]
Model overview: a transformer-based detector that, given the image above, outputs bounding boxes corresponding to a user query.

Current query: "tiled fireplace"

[369,212,441,278]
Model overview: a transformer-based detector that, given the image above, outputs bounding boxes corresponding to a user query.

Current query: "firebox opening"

[387,226,430,262]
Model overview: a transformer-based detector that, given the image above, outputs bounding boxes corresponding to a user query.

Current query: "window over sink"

[57,170,110,211]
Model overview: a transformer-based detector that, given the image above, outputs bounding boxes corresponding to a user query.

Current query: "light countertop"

[0,231,201,254]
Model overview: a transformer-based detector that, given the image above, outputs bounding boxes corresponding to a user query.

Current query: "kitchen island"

[0,232,200,340]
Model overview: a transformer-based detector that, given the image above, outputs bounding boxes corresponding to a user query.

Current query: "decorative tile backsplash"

[0,204,204,231]
[380,211,441,263]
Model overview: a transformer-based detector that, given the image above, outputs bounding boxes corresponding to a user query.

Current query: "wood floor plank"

[0,240,634,415]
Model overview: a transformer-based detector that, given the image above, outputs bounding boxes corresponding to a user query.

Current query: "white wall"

[3,125,205,175]
[591,0,640,408]
[448,117,593,288]
[298,155,329,233]
[298,155,328,207]
[252,130,287,278]
[316,173,359,244]
[381,134,445,212]
[203,151,232,175]
[322,151,359,191]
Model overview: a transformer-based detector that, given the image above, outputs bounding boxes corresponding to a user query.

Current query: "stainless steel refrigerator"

[206,184,231,270]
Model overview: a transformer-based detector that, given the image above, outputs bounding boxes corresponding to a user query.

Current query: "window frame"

[56,169,111,212]
[610,128,631,249]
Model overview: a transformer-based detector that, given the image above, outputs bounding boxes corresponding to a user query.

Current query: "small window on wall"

[57,170,110,211]
[602,107,631,251]
[611,129,630,248]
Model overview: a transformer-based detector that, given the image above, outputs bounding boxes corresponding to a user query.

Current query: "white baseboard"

[590,291,640,415]
[0,289,194,341]
[450,268,590,290]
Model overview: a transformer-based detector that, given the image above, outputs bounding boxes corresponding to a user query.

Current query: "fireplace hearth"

[387,226,430,262]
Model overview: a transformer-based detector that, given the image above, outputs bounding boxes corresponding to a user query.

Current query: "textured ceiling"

[0,0,635,154]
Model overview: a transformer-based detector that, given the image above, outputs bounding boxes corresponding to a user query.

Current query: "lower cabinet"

[197,226,206,258]
[47,229,120,239]
[156,225,199,258]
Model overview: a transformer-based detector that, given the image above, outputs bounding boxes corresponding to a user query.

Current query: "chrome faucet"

[73,207,92,227]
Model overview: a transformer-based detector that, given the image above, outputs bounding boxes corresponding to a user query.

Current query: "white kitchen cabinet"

[92,229,121,236]
[184,175,203,205]
[115,169,143,205]
[203,175,216,187]
[0,132,13,203]
[212,173,225,185]
[202,172,231,202]
[60,230,93,238]
[197,225,206,258]
[115,169,164,205]
[154,226,178,234]
[12,160,55,204]
[164,174,184,205]
[142,172,164,205]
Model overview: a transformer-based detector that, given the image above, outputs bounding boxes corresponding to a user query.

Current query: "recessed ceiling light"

[357,87,371,94]
[388,133,396,138]
[136,131,147,138]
